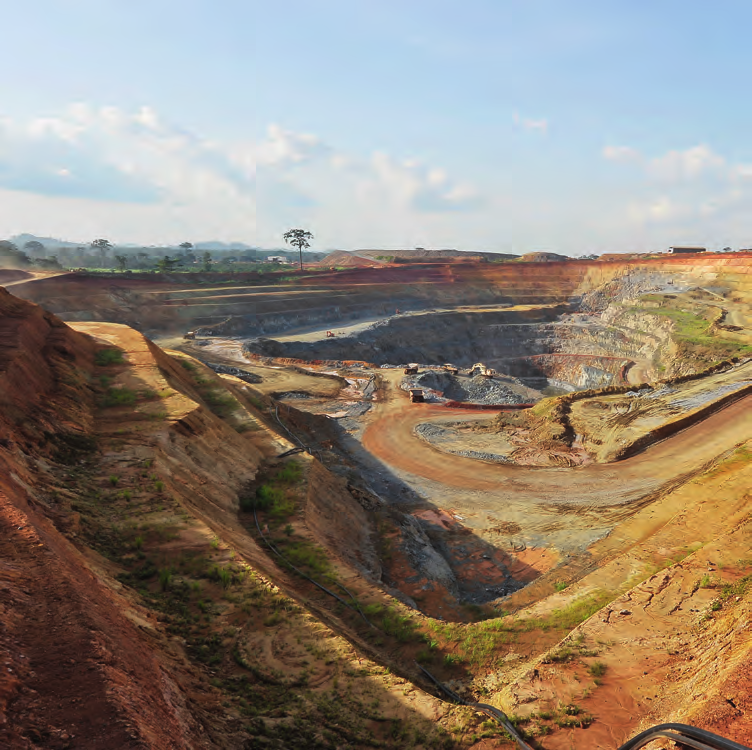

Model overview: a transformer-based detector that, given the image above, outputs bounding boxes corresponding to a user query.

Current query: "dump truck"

[443,364,459,375]
[404,366,419,375]
[409,388,425,403]
[183,331,196,340]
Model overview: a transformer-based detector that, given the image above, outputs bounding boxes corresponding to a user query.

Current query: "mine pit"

[2,255,751,749]
[223,270,752,618]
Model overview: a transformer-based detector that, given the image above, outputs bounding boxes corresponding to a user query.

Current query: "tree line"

[0,239,306,272]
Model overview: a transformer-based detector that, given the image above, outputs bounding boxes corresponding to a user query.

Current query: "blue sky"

[2,1,752,253]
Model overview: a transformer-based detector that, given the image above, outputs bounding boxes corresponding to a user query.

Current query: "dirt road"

[363,371,752,522]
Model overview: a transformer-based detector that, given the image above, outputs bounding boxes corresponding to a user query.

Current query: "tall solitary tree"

[179,242,193,250]
[114,254,128,271]
[283,229,314,271]
[201,251,212,272]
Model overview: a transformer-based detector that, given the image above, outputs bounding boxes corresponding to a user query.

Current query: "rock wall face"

[7,255,752,343]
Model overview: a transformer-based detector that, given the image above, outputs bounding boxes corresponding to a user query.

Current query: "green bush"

[211,565,233,589]
[159,568,172,591]
[588,661,607,677]
[101,387,137,407]
[269,495,295,518]
[95,348,125,366]
[380,608,418,642]
[276,462,302,484]
[284,542,332,577]
[254,484,285,511]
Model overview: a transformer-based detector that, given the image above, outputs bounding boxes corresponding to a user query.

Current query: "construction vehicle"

[409,388,425,403]
[326,330,335,338]
[183,331,196,340]
[404,366,419,375]
[443,364,459,375]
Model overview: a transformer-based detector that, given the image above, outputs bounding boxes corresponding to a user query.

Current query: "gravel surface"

[414,423,512,463]
[205,363,263,383]
[402,370,533,405]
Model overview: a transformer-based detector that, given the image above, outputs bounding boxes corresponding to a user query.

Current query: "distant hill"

[318,251,389,268]
[319,249,520,266]
[10,233,82,248]
[518,251,570,262]
[355,248,519,261]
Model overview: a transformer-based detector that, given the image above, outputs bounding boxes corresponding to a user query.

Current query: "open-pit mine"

[1,253,751,749]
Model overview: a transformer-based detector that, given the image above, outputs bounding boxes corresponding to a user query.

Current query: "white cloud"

[513,111,548,134]
[604,142,727,182]
[602,145,640,163]
[361,152,482,213]
[603,140,752,245]
[0,103,486,246]
[647,144,725,182]
[254,124,329,167]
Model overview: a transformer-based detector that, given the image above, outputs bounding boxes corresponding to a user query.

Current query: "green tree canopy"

[283,229,314,271]
[23,240,45,256]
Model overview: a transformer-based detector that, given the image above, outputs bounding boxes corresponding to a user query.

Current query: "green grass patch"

[95,348,126,366]
[626,303,752,357]
[201,389,239,418]
[101,387,138,407]
[525,591,613,631]
[588,661,607,677]
[282,541,332,578]
[275,462,302,484]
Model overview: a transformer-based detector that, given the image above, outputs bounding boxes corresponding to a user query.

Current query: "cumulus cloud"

[604,140,752,242]
[0,103,261,207]
[254,124,330,168]
[604,142,727,183]
[0,103,487,245]
[647,144,725,182]
[363,152,482,213]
